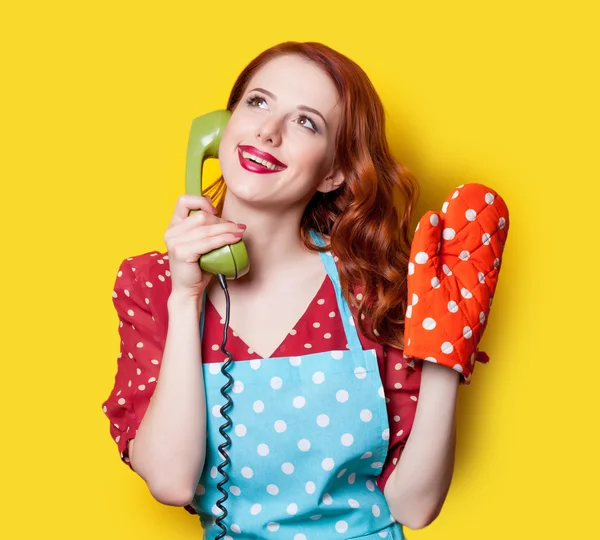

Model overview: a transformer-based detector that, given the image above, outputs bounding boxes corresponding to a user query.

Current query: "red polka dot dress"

[102,251,422,514]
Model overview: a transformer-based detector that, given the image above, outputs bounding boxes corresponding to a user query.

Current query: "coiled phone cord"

[214,273,233,540]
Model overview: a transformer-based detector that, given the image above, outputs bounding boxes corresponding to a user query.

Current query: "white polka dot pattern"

[101,246,419,537]
[188,230,407,538]
[192,347,400,538]
[403,183,510,385]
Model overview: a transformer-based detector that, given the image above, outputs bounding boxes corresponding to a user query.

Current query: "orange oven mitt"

[403,183,510,385]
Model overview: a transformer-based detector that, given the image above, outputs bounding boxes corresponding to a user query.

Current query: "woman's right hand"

[164,194,246,298]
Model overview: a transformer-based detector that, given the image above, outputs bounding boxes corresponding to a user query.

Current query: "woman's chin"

[223,178,276,205]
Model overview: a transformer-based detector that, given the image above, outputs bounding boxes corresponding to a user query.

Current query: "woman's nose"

[256,117,283,146]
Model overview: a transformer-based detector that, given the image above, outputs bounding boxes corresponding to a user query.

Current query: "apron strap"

[199,289,207,342]
[309,230,363,351]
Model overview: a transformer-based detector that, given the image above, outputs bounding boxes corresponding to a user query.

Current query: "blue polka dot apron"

[190,230,406,539]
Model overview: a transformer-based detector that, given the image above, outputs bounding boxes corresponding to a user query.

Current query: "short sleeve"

[376,345,422,492]
[101,257,163,469]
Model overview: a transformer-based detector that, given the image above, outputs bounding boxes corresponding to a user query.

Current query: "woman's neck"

[219,193,321,289]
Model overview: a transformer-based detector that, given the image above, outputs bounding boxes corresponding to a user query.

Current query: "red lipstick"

[238,145,287,174]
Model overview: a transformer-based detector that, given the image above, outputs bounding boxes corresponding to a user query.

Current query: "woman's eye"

[247,96,267,108]
[297,115,318,133]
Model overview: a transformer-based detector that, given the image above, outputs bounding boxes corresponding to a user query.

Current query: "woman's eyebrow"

[298,105,327,128]
[248,87,328,127]
[249,87,277,100]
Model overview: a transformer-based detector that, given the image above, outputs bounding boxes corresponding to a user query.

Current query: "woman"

[102,41,507,539]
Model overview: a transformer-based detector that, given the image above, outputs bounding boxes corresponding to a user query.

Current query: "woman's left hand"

[402,183,510,385]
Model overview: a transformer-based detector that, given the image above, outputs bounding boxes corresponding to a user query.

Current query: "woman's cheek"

[296,140,328,172]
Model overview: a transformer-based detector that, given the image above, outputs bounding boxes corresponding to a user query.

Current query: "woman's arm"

[383,360,460,529]
[130,290,207,507]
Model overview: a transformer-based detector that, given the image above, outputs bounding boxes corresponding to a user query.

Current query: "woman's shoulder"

[115,250,170,285]
[113,249,172,324]
[117,249,169,279]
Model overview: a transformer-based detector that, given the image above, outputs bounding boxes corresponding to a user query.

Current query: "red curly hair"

[204,41,420,350]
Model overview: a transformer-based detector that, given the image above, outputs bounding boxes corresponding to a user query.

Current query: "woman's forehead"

[246,55,340,115]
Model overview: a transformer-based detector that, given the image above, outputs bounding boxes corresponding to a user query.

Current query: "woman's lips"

[237,145,287,174]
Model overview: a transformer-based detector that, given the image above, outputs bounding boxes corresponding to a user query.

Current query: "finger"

[173,232,245,263]
[167,208,223,239]
[166,213,213,243]
[175,208,223,233]
[170,194,218,225]
[165,214,234,247]
[179,222,246,244]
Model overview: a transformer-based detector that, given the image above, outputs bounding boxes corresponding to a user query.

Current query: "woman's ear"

[316,169,345,194]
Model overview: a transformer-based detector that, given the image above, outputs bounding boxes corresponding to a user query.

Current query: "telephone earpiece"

[186,110,249,279]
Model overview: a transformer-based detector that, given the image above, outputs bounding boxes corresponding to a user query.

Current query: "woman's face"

[219,54,344,209]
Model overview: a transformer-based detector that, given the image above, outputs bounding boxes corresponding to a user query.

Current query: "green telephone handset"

[186,110,249,279]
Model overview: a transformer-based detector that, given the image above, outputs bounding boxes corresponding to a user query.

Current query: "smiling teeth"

[241,151,283,171]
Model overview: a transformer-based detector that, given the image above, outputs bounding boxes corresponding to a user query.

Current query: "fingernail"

[237,223,247,230]
[232,232,244,238]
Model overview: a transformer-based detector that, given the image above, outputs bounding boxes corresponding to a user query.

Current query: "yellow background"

[1,1,597,538]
